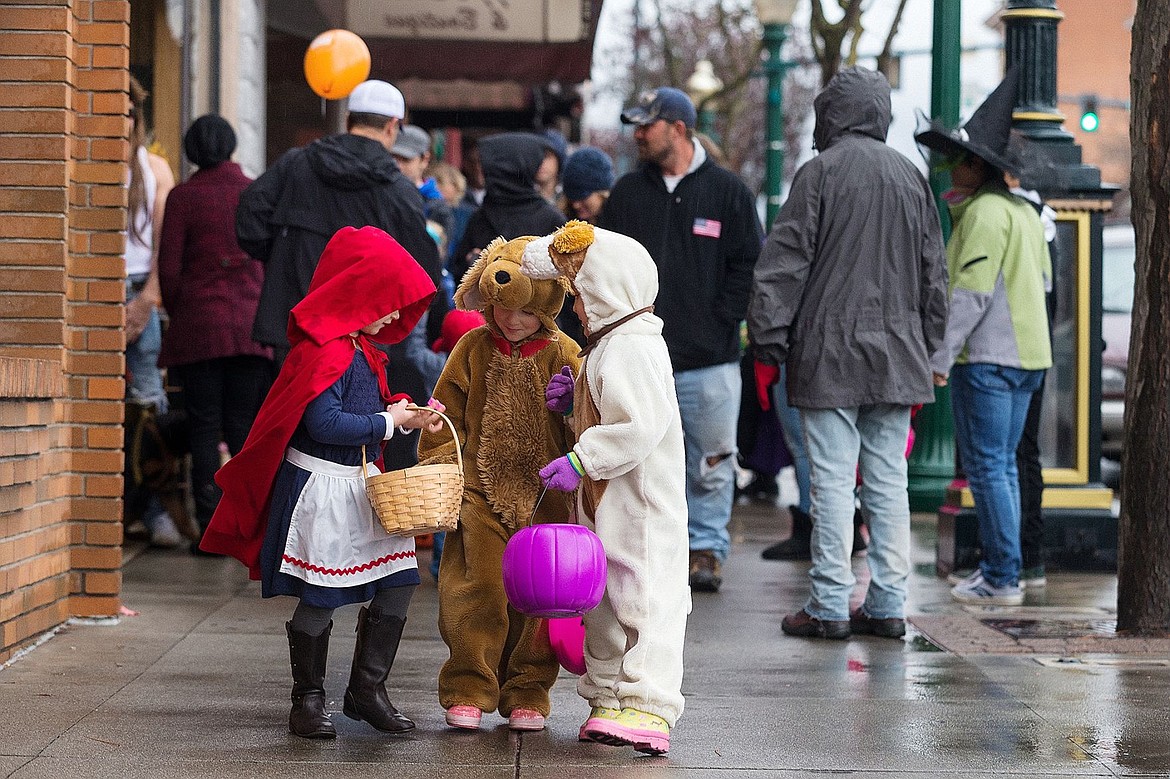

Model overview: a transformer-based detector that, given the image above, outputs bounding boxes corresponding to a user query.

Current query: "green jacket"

[930,184,1052,373]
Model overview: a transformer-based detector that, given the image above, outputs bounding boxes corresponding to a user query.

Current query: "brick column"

[66,0,132,618]
[0,0,131,655]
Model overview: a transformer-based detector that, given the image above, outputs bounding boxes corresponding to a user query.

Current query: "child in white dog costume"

[521,220,690,755]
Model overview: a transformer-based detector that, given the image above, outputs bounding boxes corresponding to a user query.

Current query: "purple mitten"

[545,366,575,414]
[540,453,584,492]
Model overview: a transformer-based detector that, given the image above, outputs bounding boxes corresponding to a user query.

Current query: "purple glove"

[540,452,585,492]
[546,366,575,414]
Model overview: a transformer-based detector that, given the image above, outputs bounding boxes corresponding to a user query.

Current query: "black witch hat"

[915,67,1019,174]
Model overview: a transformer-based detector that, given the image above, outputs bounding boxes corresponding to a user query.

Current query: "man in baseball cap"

[600,83,763,593]
[236,77,446,372]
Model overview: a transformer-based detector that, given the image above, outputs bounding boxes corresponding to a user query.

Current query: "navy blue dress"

[259,351,420,608]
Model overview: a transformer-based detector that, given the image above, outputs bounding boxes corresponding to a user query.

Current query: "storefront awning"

[271,0,603,87]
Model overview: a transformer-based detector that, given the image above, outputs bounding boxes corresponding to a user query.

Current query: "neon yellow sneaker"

[585,707,670,755]
[578,706,621,742]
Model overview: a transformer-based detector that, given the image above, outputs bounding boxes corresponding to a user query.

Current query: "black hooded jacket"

[236,132,444,349]
[450,133,566,284]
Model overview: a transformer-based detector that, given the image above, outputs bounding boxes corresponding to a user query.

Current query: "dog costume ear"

[550,220,594,282]
[520,220,595,284]
[455,236,507,311]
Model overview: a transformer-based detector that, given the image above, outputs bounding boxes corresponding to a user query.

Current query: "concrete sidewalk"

[1,503,1167,778]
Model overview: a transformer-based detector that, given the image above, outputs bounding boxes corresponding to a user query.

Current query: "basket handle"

[359,404,464,475]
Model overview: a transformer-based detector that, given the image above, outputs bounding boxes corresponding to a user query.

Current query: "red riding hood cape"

[199,225,436,576]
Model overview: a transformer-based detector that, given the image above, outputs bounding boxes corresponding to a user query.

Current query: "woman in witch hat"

[916,68,1053,607]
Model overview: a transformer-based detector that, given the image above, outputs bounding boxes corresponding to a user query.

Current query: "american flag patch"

[692,218,722,238]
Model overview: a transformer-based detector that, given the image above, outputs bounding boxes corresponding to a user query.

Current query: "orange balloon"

[303,29,371,100]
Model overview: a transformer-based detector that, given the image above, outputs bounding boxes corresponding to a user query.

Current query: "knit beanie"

[562,147,615,201]
[183,114,236,169]
[542,128,569,169]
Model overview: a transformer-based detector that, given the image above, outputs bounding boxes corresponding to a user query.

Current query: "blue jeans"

[950,363,1045,588]
[125,279,168,414]
[771,365,811,513]
[801,404,912,620]
[125,278,169,529]
[675,362,741,561]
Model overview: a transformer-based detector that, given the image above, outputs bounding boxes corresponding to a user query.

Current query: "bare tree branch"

[651,0,679,87]
[876,0,911,79]
[809,0,865,85]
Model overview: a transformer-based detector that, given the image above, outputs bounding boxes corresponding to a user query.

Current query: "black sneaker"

[760,536,811,560]
[688,550,722,592]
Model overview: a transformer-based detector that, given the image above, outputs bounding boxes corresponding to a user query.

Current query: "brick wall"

[0,0,130,662]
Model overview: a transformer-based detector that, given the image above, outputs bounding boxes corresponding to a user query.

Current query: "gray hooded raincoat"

[747,67,948,409]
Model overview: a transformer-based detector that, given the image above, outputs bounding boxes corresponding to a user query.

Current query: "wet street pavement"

[1,500,1167,778]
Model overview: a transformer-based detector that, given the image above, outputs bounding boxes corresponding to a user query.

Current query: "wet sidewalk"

[1,502,1167,778]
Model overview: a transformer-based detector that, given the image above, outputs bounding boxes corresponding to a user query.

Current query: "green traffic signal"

[1079,95,1099,132]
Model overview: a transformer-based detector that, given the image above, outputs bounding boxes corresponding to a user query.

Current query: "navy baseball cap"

[621,87,697,128]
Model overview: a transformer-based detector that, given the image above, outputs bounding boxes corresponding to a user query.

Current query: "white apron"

[278,447,417,587]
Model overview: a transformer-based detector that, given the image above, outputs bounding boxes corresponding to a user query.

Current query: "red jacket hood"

[289,225,436,347]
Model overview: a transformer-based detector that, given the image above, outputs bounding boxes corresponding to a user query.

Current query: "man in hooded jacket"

[236,80,445,367]
[449,132,566,286]
[748,67,948,640]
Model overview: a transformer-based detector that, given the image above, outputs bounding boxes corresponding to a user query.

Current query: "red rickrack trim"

[282,550,417,576]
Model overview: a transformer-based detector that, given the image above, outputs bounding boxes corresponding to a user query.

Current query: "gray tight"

[289,585,416,636]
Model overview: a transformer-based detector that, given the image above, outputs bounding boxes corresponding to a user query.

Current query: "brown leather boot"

[286,621,336,739]
[342,606,415,733]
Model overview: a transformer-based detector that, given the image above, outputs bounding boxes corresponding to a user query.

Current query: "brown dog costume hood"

[454,235,568,342]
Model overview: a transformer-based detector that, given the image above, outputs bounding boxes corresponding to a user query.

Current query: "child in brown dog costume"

[418,235,581,732]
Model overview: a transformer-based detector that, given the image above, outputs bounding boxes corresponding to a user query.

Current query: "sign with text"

[348,0,590,42]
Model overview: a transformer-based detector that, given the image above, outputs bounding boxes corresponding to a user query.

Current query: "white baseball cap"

[347,80,405,119]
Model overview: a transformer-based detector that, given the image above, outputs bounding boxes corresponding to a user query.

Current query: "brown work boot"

[781,609,850,640]
[688,550,722,592]
[849,607,906,639]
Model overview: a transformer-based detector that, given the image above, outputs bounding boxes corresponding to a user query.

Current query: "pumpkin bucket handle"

[526,482,549,528]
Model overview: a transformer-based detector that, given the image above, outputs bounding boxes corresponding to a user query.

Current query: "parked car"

[1100,223,1134,464]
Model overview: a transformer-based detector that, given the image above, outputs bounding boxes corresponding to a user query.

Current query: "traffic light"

[1079,94,1100,132]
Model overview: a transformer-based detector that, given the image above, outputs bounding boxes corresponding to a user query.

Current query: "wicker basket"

[362,405,463,537]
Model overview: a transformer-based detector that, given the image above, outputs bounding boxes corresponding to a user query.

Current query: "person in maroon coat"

[158,114,274,551]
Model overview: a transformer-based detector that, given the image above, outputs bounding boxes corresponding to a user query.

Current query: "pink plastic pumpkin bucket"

[502,523,607,618]
[547,617,587,675]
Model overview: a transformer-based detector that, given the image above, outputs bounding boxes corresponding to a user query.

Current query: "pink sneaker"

[584,708,670,755]
[507,708,545,731]
[445,705,482,730]
[579,706,620,742]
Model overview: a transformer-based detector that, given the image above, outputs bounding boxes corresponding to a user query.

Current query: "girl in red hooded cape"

[200,225,440,740]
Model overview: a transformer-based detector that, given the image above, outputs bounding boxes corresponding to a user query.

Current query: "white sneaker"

[1020,566,1047,588]
[148,512,183,548]
[946,569,982,587]
[951,577,1024,606]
